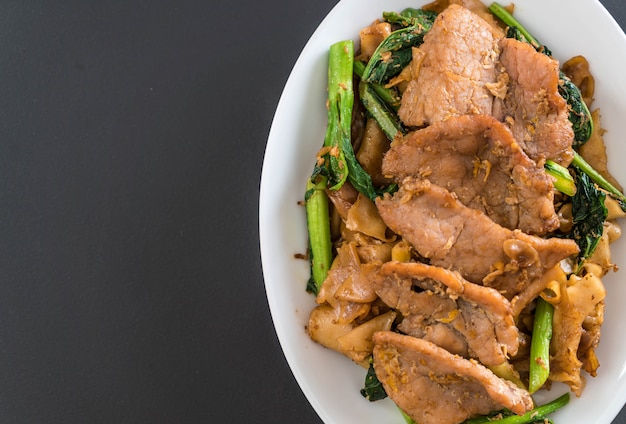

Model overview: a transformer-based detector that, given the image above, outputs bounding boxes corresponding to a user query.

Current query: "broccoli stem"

[573,151,626,208]
[528,297,553,394]
[304,176,333,294]
[544,160,576,196]
[462,393,569,424]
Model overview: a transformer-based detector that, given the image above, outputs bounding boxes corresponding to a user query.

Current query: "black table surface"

[0,1,625,423]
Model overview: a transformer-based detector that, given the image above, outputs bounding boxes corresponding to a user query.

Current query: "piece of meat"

[498,37,574,166]
[398,4,502,127]
[375,178,579,298]
[382,114,559,235]
[372,332,534,424]
[373,261,519,365]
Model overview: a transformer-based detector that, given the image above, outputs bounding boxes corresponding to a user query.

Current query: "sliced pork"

[398,4,501,127]
[375,178,579,298]
[373,261,519,365]
[372,331,534,424]
[498,37,574,166]
[382,114,559,235]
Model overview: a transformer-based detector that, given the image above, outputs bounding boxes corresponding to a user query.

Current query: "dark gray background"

[0,0,623,423]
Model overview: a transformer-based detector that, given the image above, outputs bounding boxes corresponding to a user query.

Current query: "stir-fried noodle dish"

[302,1,626,423]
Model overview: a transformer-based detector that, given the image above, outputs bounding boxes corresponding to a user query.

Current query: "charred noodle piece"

[382,114,559,235]
[374,261,519,366]
[304,177,333,294]
[361,9,437,84]
[372,332,534,424]
[375,178,580,298]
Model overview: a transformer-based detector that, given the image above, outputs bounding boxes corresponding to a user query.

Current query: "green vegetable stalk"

[304,176,333,294]
[488,3,544,52]
[323,40,354,190]
[353,60,401,111]
[462,393,569,424]
[304,40,355,294]
[528,297,553,394]
[324,41,387,200]
[359,81,406,141]
[544,160,576,197]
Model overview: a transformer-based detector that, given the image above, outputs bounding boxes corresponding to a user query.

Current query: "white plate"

[259,0,626,422]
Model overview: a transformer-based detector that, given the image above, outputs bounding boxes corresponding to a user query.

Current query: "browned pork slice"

[373,332,534,424]
[375,178,579,298]
[499,37,574,166]
[382,114,559,235]
[398,4,502,127]
[372,261,518,365]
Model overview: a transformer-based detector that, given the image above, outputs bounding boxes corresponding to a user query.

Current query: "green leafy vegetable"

[383,8,437,28]
[353,60,401,111]
[567,165,608,263]
[573,151,626,211]
[340,125,382,201]
[360,358,387,401]
[559,74,594,148]
[362,9,437,84]
[528,297,553,394]
[462,393,569,424]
